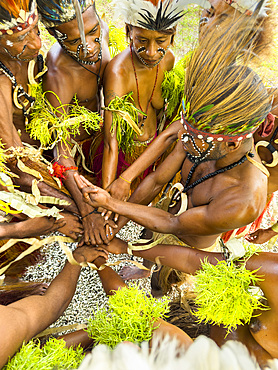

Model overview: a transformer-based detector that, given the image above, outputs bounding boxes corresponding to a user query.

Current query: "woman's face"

[199,0,241,38]
[129,26,173,68]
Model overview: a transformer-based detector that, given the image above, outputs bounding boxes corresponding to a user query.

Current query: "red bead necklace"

[130,44,159,128]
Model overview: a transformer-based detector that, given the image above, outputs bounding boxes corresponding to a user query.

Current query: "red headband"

[0,10,37,36]
[181,111,257,142]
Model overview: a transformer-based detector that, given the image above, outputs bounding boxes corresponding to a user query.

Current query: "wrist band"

[271,223,278,233]
[81,208,102,220]
[119,175,131,184]
[50,162,78,185]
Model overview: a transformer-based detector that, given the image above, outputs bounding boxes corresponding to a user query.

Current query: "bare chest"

[180,160,219,208]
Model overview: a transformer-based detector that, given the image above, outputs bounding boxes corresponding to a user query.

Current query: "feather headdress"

[0,0,37,35]
[224,0,270,17]
[37,0,92,28]
[113,0,210,31]
[181,10,273,142]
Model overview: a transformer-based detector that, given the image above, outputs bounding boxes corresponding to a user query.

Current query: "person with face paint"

[0,0,84,240]
[101,0,209,194]
[107,0,277,203]
[37,0,112,246]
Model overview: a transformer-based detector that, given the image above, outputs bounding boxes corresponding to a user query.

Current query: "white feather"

[113,0,211,29]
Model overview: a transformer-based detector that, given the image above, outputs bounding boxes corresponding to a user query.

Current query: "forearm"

[60,329,94,350]
[120,125,179,183]
[10,164,78,213]
[133,244,221,274]
[95,256,126,295]
[63,170,91,217]
[107,237,221,274]
[102,143,118,189]
[111,172,165,231]
[104,197,178,234]
[43,261,81,317]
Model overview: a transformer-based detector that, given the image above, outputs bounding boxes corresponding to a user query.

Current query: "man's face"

[199,0,241,38]
[179,127,225,163]
[55,6,101,63]
[0,13,41,61]
[130,26,173,68]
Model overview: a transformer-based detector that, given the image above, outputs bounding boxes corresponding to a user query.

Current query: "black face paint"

[136,46,146,53]
[54,16,102,66]
[4,44,31,61]
[157,47,166,56]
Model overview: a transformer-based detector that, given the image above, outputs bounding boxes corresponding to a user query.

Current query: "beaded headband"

[223,0,270,17]
[181,111,258,142]
[113,0,210,31]
[0,0,37,35]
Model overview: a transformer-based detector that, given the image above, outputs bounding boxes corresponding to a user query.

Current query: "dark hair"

[165,289,210,339]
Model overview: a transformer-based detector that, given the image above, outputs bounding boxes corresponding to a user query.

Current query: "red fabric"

[222,193,275,243]
[92,134,157,187]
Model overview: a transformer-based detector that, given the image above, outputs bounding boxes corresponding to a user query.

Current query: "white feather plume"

[113,0,210,30]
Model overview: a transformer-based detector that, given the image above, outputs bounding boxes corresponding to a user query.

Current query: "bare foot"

[119,266,151,280]
[0,281,49,305]
[58,212,83,240]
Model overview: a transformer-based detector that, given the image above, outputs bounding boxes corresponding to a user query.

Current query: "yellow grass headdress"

[181,10,273,143]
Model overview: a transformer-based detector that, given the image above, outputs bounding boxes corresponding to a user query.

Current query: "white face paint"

[6,40,13,47]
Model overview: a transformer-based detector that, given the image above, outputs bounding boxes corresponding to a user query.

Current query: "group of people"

[0,0,278,368]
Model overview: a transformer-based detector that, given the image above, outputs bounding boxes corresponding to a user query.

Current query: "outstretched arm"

[102,63,128,190]
[75,167,259,241]
[43,65,114,245]
[0,246,108,367]
[107,120,181,201]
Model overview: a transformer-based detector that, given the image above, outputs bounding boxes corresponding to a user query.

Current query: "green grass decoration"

[27,84,101,150]
[86,284,170,348]
[161,53,191,119]
[108,25,128,58]
[4,338,84,370]
[103,92,145,154]
[194,258,269,334]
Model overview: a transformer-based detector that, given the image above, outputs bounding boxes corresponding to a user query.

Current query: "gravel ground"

[22,193,278,336]
[23,221,150,335]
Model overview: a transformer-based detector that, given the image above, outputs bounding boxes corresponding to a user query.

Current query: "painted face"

[199,0,241,38]
[130,26,173,68]
[54,6,101,65]
[0,13,41,61]
[179,127,226,163]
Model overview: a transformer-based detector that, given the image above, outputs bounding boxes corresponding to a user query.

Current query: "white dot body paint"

[6,40,13,47]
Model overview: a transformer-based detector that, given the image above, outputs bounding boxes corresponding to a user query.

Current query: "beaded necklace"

[182,153,248,194]
[130,44,159,129]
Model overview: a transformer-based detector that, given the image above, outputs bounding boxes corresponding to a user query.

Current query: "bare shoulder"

[44,45,77,100]
[45,44,74,83]
[103,48,132,96]
[104,48,131,79]
[209,174,267,229]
